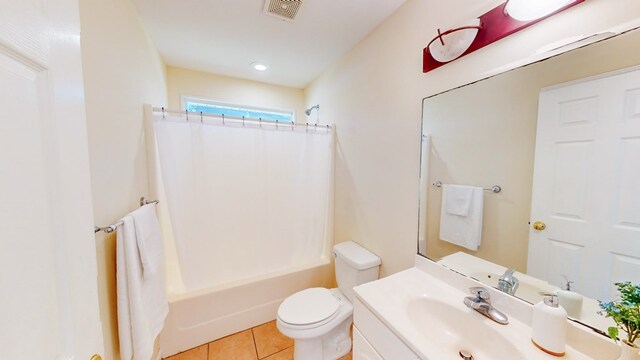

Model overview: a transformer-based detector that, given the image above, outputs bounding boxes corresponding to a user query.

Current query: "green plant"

[598,282,640,347]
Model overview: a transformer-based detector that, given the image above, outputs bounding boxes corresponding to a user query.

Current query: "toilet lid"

[278,288,339,326]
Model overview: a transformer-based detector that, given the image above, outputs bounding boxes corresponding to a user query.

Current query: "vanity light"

[504,0,574,21]
[251,62,269,71]
[427,19,482,63]
[423,0,584,73]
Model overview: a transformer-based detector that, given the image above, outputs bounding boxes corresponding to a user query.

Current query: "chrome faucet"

[498,268,519,296]
[464,287,509,325]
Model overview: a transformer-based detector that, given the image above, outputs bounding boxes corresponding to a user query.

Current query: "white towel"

[117,204,169,360]
[439,185,483,250]
[444,185,474,216]
[132,204,164,276]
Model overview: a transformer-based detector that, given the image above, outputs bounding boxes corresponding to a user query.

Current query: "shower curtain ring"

[186,110,189,122]
[276,120,279,129]
[259,118,262,127]
[242,116,245,127]
[326,124,330,133]
[200,111,203,123]
[314,123,317,132]
[222,114,225,125]
[306,122,309,132]
[162,107,165,119]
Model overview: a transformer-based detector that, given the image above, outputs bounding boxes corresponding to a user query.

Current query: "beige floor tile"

[252,321,294,359]
[259,345,351,360]
[208,329,258,360]
[261,346,294,360]
[165,344,208,360]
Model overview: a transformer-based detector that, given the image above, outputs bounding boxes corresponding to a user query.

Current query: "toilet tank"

[333,241,381,303]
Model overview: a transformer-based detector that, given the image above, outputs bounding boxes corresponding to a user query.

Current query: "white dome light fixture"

[504,0,574,21]
[251,62,269,71]
[427,19,482,63]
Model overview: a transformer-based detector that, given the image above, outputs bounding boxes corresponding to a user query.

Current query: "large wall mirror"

[418,28,640,335]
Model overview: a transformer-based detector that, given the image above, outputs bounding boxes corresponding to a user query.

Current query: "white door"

[0,0,104,359]
[528,67,640,301]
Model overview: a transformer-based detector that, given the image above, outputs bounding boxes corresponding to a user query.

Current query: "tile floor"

[164,320,353,360]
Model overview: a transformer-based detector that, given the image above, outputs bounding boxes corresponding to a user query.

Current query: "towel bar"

[433,180,502,193]
[94,197,159,234]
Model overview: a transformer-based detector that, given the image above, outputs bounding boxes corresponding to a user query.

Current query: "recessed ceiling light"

[251,62,269,71]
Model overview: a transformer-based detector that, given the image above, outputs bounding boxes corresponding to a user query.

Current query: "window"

[182,96,294,123]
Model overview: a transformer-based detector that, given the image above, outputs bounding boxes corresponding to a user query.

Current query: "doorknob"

[532,221,546,231]
[90,355,102,360]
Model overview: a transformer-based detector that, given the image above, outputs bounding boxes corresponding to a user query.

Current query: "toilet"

[276,241,381,360]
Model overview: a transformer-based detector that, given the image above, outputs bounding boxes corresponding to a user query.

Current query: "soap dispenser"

[556,277,583,318]
[532,293,567,357]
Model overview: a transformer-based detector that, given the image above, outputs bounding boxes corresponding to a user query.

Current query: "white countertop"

[353,257,619,360]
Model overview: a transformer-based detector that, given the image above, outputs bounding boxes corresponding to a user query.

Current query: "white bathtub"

[160,259,333,357]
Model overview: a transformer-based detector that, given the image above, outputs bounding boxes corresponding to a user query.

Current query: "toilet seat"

[278,288,340,328]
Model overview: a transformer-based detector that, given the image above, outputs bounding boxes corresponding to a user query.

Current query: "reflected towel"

[445,185,474,216]
[439,185,483,251]
[117,204,168,360]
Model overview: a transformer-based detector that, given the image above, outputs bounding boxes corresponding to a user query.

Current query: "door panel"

[603,72,640,300]
[613,138,640,229]
[528,80,604,295]
[558,95,598,127]
[0,49,63,360]
[529,67,640,302]
[551,140,592,221]
[545,239,583,288]
[0,0,103,359]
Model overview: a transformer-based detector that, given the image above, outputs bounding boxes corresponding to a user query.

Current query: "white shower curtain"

[154,114,334,291]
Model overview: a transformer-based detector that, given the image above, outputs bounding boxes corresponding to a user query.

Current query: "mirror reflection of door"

[528,68,640,301]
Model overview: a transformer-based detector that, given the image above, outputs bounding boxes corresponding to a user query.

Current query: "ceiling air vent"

[263,0,302,22]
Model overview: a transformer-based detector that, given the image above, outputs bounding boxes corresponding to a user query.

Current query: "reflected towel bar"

[94,197,159,234]
[433,180,502,193]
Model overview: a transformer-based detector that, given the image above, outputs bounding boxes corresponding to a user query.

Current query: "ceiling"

[132,0,407,89]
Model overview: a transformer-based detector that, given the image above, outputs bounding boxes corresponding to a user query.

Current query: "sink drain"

[459,350,474,360]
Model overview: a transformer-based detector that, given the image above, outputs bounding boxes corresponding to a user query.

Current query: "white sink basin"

[406,296,526,360]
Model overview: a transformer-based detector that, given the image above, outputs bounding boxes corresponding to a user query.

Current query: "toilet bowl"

[276,241,381,360]
[277,288,352,359]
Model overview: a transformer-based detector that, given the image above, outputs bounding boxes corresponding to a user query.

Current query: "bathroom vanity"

[353,22,640,360]
[351,256,620,359]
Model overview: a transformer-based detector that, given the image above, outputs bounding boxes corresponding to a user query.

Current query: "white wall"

[79,0,168,358]
[304,0,640,277]
[167,66,306,124]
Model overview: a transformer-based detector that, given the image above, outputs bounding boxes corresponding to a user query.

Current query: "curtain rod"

[154,107,332,130]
